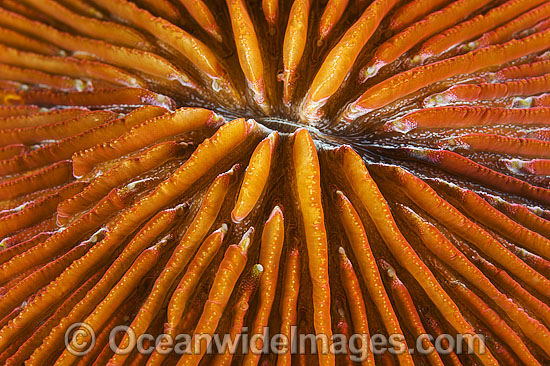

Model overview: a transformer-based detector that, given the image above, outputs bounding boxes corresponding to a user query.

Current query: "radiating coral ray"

[360,0,493,80]
[1,1,550,365]
[473,1,550,48]
[21,0,152,50]
[379,259,444,366]
[318,0,348,43]
[333,188,414,365]
[414,0,548,62]
[282,0,311,106]
[293,129,334,366]
[300,0,398,123]
[232,132,278,223]
[226,0,270,113]
[178,0,222,42]
[0,44,148,88]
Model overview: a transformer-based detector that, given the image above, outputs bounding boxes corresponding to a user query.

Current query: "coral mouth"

[1,1,550,366]
[253,117,308,134]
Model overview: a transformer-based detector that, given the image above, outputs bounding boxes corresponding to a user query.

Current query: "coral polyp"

[0,0,549,365]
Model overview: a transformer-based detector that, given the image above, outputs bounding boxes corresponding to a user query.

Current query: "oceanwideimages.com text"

[66,323,486,362]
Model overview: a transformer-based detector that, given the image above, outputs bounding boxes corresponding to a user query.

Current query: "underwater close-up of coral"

[0,0,550,365]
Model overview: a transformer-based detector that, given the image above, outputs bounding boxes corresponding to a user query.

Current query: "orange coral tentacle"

[387,106,550,133]
[55,235,165,366]
[108,163,242,365]
[334,188,414,366]
[211,263,263,366]
[58,141,185,220]
[277,246,300,366]
[389,0,451,31]
[26,207,180,365]
[474,2,550,48]
[339,148,498,366]
[282,0,312,105]
[397,204,550,352]
[175,228,254,366]
[318,0,348,43]
[293,129,334,366]
[341,30,550,121]
[416,0,547,62]
[300,0,399,123]
[0,108,88,129]
[360,0,493,80]
[72,107,217,177]
[232,132,278,223]
[338,247,376,366]
[227,0,270,113]
[21,0,151,50]
[178,0,223,42]
[0,44,147,88]
[379,259,444,366]
[243,205,284,366]
[0,110,116,146]
[0,161,73,200]
[376,164,550,297]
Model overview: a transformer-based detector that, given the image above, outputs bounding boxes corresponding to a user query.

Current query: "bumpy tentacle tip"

[317,27,329,46]
[252,263,264,276]
[74,79,86,92]
[383,118,415,134]
[211,78,223,93]
[174,202,189,216]
[266,131,280,148]
[440,137,469,150]
[246,204,283,227]
[332,188,348,205]
[280,69,297,106]
[299,94,327,125]
[293,128,314,146]
[206,112,226,128]
[459,41,479,53]
[151,234,173,253]
[151,93,177,110]
[247,78,271,115]
[89,228,108,244]
[211,29,224,43]
[467,41,478,50]
[337,246,349,262]
[223,164,241,181]
[239,226,255,252]
[359,65,379,83]
[502,158,531,174]
[213,77,243,107]
[231,211,244,224]
[174,74,198,90]
[244,119,259,135]
[423,93,448,107]
[411,53,426,66]
[220,223,229,236]
[512,97,533,109]
[378,258,396,279]
[448,280,467,289]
